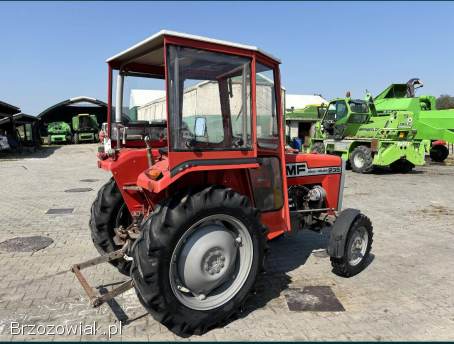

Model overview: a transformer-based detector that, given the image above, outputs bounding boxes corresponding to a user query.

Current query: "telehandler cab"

[72,31,373,336]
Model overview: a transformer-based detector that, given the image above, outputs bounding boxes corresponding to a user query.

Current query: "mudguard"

[327,208,360,258]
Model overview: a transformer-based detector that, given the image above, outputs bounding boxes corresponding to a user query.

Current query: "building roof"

[37,96,107,119]
[0,100,21,118]
[286,94,328,110]
[107,30,280,67]
[0,113,37,126]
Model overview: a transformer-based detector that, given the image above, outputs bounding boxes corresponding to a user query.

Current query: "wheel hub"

[203,249,226,275]
[169,214,254,311]
[354,154,365,168]
[348,227,368,266]
[176,224,238,296]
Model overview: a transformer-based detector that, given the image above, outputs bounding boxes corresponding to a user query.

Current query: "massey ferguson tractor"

[72,31,373,336]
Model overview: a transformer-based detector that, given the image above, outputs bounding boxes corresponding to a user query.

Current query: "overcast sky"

[1,1,453,115]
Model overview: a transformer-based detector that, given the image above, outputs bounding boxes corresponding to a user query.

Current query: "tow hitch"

[71,242,134,307]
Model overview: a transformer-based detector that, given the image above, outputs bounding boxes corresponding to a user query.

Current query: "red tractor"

[72,31,373,336]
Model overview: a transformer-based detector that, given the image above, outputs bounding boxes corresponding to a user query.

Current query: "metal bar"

[70,247,131,308]
[94,280,134,307]
[290,207,334,214]
[73,248,125,270]
[71,264,99,305]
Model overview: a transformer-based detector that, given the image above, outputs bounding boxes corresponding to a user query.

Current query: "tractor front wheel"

[430,145,449,163]
[331,214,373,277]
[73,135,79,144]
[131,186,266,336]
[350,145,374,173]
[90,178,132,275]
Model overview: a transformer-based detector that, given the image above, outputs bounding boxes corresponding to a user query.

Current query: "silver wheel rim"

[353,154,365,169]
[169,214,253,311]
[347,226,368,266]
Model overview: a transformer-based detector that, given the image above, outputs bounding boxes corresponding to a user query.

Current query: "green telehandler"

[72,114,99,144]
[47,121,72,144]
[374,78,454,162]
[305,95,426,173]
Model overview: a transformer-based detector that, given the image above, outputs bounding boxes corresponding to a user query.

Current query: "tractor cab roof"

[107,30,281,70]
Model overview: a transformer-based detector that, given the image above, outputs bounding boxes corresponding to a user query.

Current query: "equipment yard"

[0,143,453,341]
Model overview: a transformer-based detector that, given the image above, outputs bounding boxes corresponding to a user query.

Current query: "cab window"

[336,101,348,120]
[325,101,347,121]
[167,45,252,151]
[256,63,279,149]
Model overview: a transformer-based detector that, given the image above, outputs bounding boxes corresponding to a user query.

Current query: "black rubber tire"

[73,134,79,144]
[131,186,267,336]
[390,159,414,173]
[331,213,373,277]
[349,145,374,173]
[430,145,449,163]
[90,178,132,276]
[311,141,325,154]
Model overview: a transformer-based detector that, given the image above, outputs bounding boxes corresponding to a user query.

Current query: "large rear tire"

[90,178,132,275]
[131,186,266,336]
[331,214,373,277]
[430,145,449,163]
[350,145,374,173]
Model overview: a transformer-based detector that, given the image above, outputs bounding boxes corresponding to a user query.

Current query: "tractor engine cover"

[285,152,344,213]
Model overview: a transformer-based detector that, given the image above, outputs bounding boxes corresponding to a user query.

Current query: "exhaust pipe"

[115,74,124,148]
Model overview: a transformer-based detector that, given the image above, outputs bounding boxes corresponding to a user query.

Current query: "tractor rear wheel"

[311,142,325,154]
[350,145,374,173]
[331,213,373,277]
[131,186,266,336]
[390,159,414,173]
[430,145,449,162]
[90,178,132,276]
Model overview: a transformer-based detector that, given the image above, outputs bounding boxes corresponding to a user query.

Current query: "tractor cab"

[100,30,288,234]
[320,97,371,139]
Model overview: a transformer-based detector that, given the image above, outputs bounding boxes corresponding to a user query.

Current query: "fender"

[327,208,360,258]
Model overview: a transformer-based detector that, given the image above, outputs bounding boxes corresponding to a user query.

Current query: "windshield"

[349,101,369,113]
[167,45,252,151]
[110,69,168,143]
[325,101,347,121]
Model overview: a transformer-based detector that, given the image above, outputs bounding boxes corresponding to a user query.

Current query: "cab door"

[251,60,289,238]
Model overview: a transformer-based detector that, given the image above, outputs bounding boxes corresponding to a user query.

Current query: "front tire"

[350,145,374,173]
[331,214,373,277]
[90,178,132,275]
[430,145,449,162]
[131,186,266,336]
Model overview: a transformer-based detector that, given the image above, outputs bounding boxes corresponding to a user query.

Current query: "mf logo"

[286,163,342,177]
[286,163,307,177]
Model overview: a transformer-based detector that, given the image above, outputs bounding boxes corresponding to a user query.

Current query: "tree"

[436,95,454,110]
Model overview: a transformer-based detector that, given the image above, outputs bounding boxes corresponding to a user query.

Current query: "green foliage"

[436,95,454,110]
